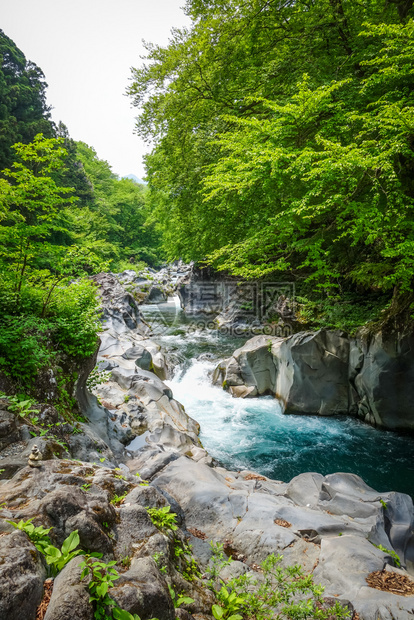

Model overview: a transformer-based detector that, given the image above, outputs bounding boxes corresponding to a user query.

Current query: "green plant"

[168,583,194,609]
[380,499,388,510]
[373,543,401,567]
[53,436,69,451]
[212,604,242,620]
[124,395,130,403]
[110,492,128,506]
[80,556,119,619]
[174,542,185,559]
[146,505,178,531]
[8,518,53,553]
[8,519,83,577]
[217,553,350,620]
[135,472,149,486]
[8,395,39,418]
[87,366,111,391]
[80,556,156,620]
[152,551,167,574]
[120,555,131,569]
[173,538,201,582]
[213,586,244,620]
[43,530,83,576]
[206,541,232,585]
[112,609,143,620]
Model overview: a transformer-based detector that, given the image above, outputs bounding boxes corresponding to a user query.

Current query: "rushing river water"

[141,300,414,498]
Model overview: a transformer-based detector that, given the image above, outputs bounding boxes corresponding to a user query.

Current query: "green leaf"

[212,605,224,620]
[113,608,138,620]
[61,530,80,555]
[44,545,61,559]
[96,581,108,598]
[176,596,195,606]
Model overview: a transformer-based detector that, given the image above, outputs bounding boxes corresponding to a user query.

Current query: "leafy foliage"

[8,518,52,553]
[0,33,162,397]
[80,556,158,620]
[373,543,402,567]
[146,505,178,531]
[129,0,414,325]
[8,519,82,577]
[43,530,83,576]
[0,135,102,387]
[72,141,162,268]
[212,587,244,620]
[168,583,195,609]
[207,550,350,620]
[7,395,39,418]
[81,556,120,620]
[0,29,53,169]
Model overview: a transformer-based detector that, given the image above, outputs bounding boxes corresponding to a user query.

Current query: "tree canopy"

[128,0,414,318]
[0,29,163,392]
[0,29,53,169]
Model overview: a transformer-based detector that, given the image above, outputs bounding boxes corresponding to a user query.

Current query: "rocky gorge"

[1,266,414,620]
[214,329,414,432]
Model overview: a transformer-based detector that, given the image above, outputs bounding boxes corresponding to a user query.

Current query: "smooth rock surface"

[218,328,414,429]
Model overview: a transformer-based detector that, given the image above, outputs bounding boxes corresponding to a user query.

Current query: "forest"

[0,0,413,395]
[128,0,414,330]
[0,28,161,393]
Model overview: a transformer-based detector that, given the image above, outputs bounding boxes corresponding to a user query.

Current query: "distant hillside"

[124,174,147,185]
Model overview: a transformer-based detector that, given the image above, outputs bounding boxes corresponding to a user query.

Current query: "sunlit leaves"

[129,2,414,294]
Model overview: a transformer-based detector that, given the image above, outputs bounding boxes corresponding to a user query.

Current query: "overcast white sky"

[2,0,189,178]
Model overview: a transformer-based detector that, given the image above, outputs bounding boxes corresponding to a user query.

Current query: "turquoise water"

[142,302,414,498]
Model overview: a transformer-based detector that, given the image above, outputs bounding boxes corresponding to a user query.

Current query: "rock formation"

[215,329,414,431]
[0,271,413,620]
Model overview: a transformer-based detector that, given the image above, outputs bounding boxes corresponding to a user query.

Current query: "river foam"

[142,301,414,497]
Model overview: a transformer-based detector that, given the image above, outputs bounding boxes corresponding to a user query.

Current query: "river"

[141,299,414,498]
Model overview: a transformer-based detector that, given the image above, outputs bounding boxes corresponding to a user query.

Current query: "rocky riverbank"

[1,271,414,620]
[214,329,414,432]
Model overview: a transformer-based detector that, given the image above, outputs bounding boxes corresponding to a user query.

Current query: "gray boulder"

[219,327,414,429]
[0,530,46,620]
[110,556,175,620]
[314,536,414,618]
[0,408,20,450]
[91,272,150,336]
[145,286,168,304]
[123,345,152,370]
[353,331,414,430]
[43,556,93,620]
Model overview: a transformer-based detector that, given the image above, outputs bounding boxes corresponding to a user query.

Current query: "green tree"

[0,29,53,169]
[73,141,162,267]
[0,135,102,386]
[0,133,77,298]
[128,0,414,323]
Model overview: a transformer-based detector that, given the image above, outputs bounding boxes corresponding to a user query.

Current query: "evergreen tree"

[0,29,53,169]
